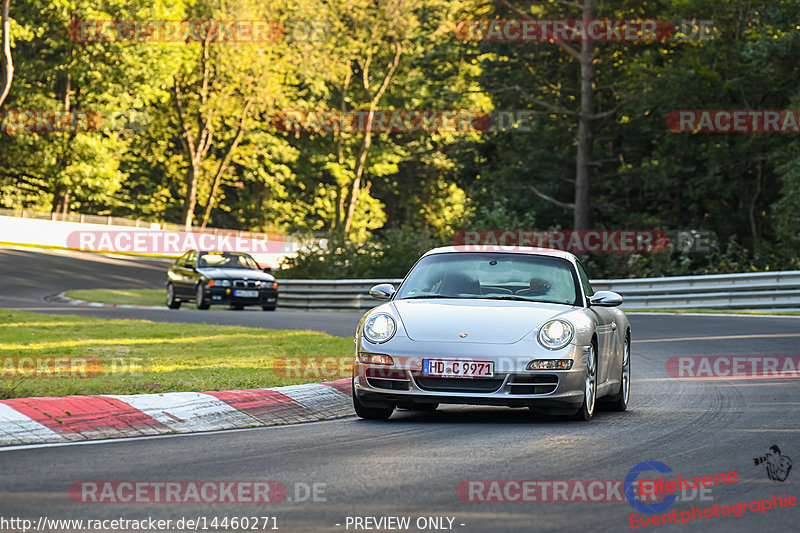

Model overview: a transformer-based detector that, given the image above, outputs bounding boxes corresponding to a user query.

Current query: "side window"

[576,261,595,298]
[176,252,189,267]
[187,251,196,267]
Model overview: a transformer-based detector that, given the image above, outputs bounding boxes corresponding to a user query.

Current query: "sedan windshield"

[395,252,581,306]
[197,252,260,270]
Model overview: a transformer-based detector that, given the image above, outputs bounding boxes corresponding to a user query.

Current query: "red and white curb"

[0,379,352,446]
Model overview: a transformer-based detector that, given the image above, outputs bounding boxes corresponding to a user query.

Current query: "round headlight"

[363,313,396,344]
[538,319,574,350]
[219,279,231,287]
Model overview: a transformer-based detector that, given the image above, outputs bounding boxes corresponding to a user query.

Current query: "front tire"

[572,342,597,421]
[352,381,394,420]
[196,284,210,310]
[166,283,181,309]
[603,334,630,411]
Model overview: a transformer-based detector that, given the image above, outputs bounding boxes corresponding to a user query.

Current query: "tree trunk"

[342,42,402,234]
[174,41,214,231]
[0,0,13,108]
[573,0,596,231]
[199,97,253,230]
[183,163,200,230]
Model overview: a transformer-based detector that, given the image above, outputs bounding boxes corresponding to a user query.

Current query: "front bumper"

[208,287,278,307]
[353,345,589,410]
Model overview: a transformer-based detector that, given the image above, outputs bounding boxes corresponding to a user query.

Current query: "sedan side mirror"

[589,290,623,307]
[369,283,396,300]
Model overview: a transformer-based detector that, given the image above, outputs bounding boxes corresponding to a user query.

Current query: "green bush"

[278,226,447,279]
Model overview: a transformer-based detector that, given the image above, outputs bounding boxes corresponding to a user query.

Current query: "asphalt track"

[1,246,799,532]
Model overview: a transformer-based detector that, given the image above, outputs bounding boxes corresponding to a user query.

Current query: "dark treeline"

[1,0,798,278]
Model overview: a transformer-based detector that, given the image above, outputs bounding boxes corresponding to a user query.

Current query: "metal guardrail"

[276,271,800,311]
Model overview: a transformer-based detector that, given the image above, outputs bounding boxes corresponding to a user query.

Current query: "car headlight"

[538,319,574,350]
[218,279,231,287]
[363,313,396,344]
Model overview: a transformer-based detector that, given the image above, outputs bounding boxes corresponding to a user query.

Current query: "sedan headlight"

[538,319,574,350]
[363,313,396,344]
[216,279,231,287]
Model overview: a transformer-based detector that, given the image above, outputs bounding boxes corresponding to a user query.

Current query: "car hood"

[197,268,275,281]
[392,299,575,344]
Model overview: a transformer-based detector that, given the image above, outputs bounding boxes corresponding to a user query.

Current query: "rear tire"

[166,283,181,309]
[572,343,597,421]
[352,381,394,420]
[196,285,210,310]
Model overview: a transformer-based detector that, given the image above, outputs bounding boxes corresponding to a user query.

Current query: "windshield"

[197,252,260,270]
[395,252,581,306]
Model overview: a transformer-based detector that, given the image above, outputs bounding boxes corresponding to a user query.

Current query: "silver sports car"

[352,247,630,421]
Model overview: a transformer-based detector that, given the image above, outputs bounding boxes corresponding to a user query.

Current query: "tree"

[0,0,12,108]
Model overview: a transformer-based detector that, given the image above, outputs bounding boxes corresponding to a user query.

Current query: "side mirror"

[262,267,273,274]
[369,283,396,300]
[589,290,623,307]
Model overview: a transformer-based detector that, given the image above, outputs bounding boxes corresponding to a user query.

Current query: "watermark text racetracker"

[452,229,716,253]
[70,480,325,504]
[272,109,539,133]
[65,230,285,255]
[668,110,800,133]
[666,356,800,379]
[70,20,284,43]
[0,356,104,378]
[454,19,716,42]
[0,110,150,134]
[456,479,713,503]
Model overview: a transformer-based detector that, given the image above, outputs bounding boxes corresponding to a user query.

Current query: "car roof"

[421,246,579,264]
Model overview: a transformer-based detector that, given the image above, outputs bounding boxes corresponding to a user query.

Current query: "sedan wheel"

[196,284,210,310]
[165,283,181,309]
[573,343,597,421]
[603,335,630,411]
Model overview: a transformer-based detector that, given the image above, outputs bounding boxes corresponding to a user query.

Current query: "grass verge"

[65,288,165,307]
[0,309,353,399]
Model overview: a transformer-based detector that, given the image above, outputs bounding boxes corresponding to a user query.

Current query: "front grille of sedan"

[415,377,505,393]
[508,374,559,394]
[233,280,258,288]
[366,368,411,391]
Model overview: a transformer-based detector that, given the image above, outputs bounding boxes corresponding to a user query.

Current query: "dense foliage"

[1,0,798,278]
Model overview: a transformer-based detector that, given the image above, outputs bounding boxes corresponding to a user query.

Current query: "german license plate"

[422,359,494,378]
[234,289,259,298]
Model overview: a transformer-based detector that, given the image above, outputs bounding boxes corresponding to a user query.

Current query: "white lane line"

[105,392,260,433]
[0,404,67,446]
[636,332,800,343]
